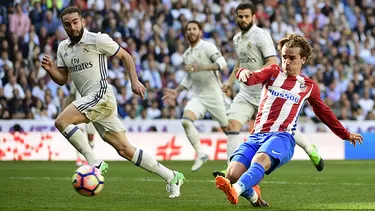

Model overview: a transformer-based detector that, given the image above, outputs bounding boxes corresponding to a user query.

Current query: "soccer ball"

[72,165,104,197]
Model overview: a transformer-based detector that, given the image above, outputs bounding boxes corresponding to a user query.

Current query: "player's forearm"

[176,85,187,94]
[121,53,139,83]
[227,63,240,85]
[198,63,221,71]
[47,67,67,85]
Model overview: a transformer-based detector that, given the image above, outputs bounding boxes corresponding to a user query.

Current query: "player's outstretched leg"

[181,117,208,171]
[294,131,324,171]
[55,104,102,169]
[103,130,185,198]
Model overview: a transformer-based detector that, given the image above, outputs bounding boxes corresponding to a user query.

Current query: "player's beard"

[187,34,199,45]
[237,20,253,33]
[69,26,84,43]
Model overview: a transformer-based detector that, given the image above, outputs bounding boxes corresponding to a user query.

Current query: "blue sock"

[237,162,265,196]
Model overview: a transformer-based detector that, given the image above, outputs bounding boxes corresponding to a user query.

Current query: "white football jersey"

[181,39,225,100]
[233,24,276,105]
[57,29,119,97]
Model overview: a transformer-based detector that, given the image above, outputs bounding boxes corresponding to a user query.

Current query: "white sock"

[131,148,175,183]
[249,189,259,203]
[182,119,205,157]
[226,132,242,164]
[63,124,99,165]
[233,183,243,197]
[294,130,315,155]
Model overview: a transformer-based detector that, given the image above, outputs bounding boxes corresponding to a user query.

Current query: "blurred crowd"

[0,0,374,123]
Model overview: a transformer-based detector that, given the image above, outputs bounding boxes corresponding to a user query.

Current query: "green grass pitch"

[1,160,375,210]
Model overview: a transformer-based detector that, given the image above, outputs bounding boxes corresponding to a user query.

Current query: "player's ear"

[301,57,306,65]
[81,17,85,27]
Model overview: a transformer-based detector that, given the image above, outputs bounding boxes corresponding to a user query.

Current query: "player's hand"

[222,83,232,92]
[131,80,146,100]
[347,132,363,147]
[184,64,198,72]
[237,68,252,83]
[162,88,178,106]
[41,54,54,72]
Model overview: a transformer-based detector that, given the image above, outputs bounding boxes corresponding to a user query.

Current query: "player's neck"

[241,29,249,36]
[190,39,201,48]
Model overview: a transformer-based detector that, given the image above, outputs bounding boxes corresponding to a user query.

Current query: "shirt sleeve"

[96,33,121,56]
[56,43,66,68]
[180,74,192,89]
[237,64,280,86]
[205,42,223,63]
[307,81,351,140]
[257,30,277,59]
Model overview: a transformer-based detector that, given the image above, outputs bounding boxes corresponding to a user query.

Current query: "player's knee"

[181,118,194,129]
[253,153,271,171]
[227,120,241,132]
[226,168,241,184]
[54,117,68,132]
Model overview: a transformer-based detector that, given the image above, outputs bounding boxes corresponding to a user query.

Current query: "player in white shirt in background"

[41,7,184,198]
[69,82,96,166]
[163,20,229,171]
[213,3,324,178]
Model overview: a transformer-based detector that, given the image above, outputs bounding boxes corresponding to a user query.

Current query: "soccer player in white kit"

[163,20,229,171]
[70,82,96,166]
[214,3,323,178]
[40,7,184,198]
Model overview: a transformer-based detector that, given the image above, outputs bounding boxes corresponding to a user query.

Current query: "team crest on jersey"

[300,83,307,92]
[83,46,90,53]
[247,42,252,49]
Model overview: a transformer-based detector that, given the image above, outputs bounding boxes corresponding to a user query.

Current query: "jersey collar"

[241,24,257,38]
[67,28,88,46]
[190,39,203,49]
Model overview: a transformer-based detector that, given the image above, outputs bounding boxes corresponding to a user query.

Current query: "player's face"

[281,46,306,76]
[185,23,202,45]
[236,9,254,32]
[62,12,85,43]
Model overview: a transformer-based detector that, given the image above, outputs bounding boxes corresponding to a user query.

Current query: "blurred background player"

[163,20,228,172]
[215,33,364,207]
[214,3,324,178]
[70,82,96,166]
[41,7,184,198]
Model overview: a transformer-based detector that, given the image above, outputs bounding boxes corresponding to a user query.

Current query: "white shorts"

[227,100,258,126]
[184,97,228,127]
[73,93,125,138]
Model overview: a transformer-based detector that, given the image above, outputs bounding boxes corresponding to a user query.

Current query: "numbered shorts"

[227,100,258,125]
[184,97,228,127]
[73,93,125,138]
[230,132,296,175]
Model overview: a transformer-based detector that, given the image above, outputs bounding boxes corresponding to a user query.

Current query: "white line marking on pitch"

[6,176,374,186]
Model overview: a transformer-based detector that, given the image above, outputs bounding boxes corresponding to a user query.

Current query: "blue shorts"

[230,132,296,175]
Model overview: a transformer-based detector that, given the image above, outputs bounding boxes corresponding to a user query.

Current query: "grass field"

[1,160,375,210]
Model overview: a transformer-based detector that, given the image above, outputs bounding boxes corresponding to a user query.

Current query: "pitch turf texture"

[1,161,374,210]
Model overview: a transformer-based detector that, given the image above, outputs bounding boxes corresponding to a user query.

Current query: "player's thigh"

[229,135,261,169]
[227,101,256,127]
[73,93,117,122]
[257,132,296,175]
[183,98,206,120]
[55,103,89,129]
[206,100,228,127]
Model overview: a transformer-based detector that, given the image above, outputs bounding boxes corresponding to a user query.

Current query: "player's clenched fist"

[41,54,54,72]
[237,68,252,83]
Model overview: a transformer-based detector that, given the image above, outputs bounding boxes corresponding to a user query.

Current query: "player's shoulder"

[233,32,241,42]
[200,39,216,48]
[300,75,318,87]
[57,38,69,52]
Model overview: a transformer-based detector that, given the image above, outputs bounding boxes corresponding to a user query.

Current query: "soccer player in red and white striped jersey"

[215,33,363,207]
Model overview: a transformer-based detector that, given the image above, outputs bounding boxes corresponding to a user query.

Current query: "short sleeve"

[204,42,222,62]
[57,42,66,68]
[96,33,121,56]
[257,30,276,59]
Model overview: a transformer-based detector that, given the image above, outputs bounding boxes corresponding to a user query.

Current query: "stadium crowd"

[0,0,374,123]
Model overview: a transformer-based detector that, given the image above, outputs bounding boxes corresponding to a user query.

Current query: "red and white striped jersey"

[236,64,350,140]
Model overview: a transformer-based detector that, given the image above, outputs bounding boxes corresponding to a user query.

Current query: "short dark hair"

[60,6,82,21]
[184,20,202,33]
[235,3,255,15]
